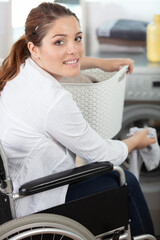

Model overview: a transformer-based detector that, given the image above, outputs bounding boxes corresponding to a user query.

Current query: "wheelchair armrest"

[19,161,113,196]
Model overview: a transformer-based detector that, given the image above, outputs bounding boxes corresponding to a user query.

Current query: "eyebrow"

[52,31,82,38]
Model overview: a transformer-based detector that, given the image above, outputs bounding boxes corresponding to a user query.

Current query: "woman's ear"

[27,42,40,59]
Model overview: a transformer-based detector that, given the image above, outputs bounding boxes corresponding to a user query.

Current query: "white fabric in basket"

[62,66,128,140]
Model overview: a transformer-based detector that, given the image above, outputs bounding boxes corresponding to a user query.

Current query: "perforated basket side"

[62,67,127,139]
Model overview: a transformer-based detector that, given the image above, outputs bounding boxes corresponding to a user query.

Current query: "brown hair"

[0,2,79,91]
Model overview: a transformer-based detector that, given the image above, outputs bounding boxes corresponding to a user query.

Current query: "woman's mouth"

[64,59,78,65]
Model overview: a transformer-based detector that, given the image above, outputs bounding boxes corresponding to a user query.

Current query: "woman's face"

[31,16,84,81]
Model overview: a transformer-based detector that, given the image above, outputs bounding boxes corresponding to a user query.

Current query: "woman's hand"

[98,58,134,74]
[81,56,134,74]
[122,128,156,153]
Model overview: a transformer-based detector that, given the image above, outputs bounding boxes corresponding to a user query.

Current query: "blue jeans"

[66,170,154,236]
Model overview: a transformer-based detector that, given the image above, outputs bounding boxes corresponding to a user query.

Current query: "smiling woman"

[0,2,156,237]
[27,16,84,80]
[0,2,81,87]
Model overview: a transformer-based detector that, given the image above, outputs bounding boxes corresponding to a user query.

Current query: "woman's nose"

[67,41,77,55]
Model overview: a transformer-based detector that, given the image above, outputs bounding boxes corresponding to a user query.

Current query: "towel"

[97,19,148,41]
[127,127,160,180]
[61,73,98,83]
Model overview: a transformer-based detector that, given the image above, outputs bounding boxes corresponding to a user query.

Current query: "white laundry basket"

[62,65,128,140]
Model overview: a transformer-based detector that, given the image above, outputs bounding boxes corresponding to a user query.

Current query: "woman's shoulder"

[22,58,59,86]
[18,58,66,96]
[8,58,68,108]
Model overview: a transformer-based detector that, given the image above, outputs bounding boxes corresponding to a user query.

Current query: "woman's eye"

[75,36,82,42]
[55,40,64,46]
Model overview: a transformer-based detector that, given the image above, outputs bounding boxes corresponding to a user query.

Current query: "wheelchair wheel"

[0,213,96,240]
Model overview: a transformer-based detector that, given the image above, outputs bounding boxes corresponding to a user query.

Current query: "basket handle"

[117,65,128,82]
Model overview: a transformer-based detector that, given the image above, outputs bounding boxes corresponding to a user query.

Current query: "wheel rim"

[7,227,85,240]
[0,213,95,240]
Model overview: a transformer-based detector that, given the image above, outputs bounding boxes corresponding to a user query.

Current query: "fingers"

[143,127,149,134]
[133,127,157,150]
[141,127,156,146]
[117,58,134,74]
[149,137,156,144]
[126,59,134,74]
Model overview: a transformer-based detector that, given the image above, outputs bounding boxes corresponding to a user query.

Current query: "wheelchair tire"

[0,213,96,240]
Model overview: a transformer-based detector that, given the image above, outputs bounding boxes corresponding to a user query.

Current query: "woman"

[0,2,155,236]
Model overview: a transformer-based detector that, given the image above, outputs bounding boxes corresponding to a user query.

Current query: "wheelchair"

[0,142,157,240]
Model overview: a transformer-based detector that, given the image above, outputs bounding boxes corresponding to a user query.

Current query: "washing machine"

[93,50,160,234]
[116,53,160,235]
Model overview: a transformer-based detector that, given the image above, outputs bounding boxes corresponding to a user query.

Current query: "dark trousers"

[66,170,154,236]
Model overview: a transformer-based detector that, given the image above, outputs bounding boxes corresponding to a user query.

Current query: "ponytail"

[0,35,30,91]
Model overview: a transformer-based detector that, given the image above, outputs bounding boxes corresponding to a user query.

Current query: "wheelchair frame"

[0,142,156,240]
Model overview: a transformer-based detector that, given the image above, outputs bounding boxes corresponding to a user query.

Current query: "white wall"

[85,0,160,55]
[0,0,85,59]
[0,0,159,59]
[0,1,11,59]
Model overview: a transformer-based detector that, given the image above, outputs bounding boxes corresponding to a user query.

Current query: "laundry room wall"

[0,0,12,60]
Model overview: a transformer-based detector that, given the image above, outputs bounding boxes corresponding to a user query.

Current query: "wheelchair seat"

[0,142,156,240]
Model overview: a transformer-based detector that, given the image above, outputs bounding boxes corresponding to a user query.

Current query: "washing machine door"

[117,103,160,235]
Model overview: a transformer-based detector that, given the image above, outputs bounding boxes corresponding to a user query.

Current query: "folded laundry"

[126,127,160,180]
[97,19,148,41]
[97,37,146,47]
[98,43,145,53]
[61,72,98,83]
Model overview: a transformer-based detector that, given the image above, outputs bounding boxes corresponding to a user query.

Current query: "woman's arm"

[122,128,156,153]
[80,56,134,74]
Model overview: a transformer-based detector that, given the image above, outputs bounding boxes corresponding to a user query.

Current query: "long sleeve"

[45,90,128,166]
[0,57,128,217]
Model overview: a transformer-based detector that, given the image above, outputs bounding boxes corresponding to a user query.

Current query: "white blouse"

[0,58,128,217]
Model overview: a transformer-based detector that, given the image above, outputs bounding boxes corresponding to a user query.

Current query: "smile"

[64,59,78,65]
